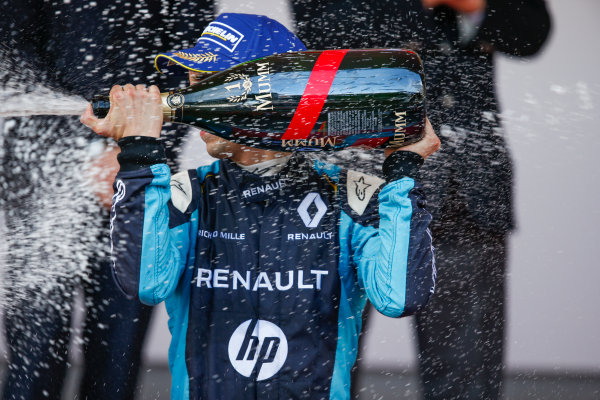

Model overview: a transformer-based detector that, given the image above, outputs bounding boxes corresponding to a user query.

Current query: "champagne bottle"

[92,49,426,151]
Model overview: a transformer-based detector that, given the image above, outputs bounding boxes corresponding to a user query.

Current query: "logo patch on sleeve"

[347,170,384,216]
[170,171,193,213]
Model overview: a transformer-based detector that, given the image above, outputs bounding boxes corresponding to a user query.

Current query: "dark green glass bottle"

[92,49,426,151]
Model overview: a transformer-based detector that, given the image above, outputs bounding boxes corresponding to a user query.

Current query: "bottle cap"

[91,95,110,118]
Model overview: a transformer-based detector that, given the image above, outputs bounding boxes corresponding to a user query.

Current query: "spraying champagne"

[92,49,426,151]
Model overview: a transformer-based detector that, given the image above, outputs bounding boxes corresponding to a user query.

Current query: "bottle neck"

[161,92,175,122]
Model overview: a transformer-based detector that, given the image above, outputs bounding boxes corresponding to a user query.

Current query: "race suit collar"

[237,155,292,177]
[220,153,315,203]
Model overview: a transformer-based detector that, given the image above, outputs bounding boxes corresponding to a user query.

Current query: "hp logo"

[228,319,288,381]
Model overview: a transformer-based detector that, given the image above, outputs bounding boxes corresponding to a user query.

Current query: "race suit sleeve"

[344,151,435,318]
[110,136,196,305]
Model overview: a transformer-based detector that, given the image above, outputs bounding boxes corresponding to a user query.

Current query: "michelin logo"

[199,22,244,52]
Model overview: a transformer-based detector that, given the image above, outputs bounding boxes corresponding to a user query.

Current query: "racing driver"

[81,12,440,400]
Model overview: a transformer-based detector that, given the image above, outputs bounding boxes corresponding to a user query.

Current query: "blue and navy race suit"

[110,137,435,400]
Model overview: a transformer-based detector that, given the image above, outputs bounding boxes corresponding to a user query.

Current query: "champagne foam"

[0,86,88,118]
[0,52,104,324]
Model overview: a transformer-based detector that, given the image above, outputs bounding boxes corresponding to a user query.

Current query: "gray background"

[1,0,599,382]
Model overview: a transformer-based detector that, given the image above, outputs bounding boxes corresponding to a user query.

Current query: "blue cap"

[155,13,306,74]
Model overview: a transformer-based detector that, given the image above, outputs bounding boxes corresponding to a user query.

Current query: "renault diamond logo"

[298,192,327,228]
[228,319,288,381]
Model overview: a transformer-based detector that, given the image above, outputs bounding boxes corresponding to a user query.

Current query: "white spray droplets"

[0,50,108,334]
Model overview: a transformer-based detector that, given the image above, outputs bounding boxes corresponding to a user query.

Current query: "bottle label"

[282,50,348,140]
[326,109,383,136]
[254,62,274,111]
[389,111,408,147]
[224,73,253,102]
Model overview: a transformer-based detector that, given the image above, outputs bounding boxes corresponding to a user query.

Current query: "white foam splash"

[0,53,105,321]
[0,85,88,118]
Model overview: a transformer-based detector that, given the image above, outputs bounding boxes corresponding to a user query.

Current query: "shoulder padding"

[170,170,193,213]
[346,170,385,216]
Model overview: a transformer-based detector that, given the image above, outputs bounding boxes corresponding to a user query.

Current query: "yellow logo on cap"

[173,51,218,63]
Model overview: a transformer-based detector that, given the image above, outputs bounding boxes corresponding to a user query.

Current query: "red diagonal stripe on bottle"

[282,49,348,140]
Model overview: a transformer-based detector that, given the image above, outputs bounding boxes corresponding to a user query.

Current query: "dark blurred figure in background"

[0,1,212,399]
[293,0,551,398]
